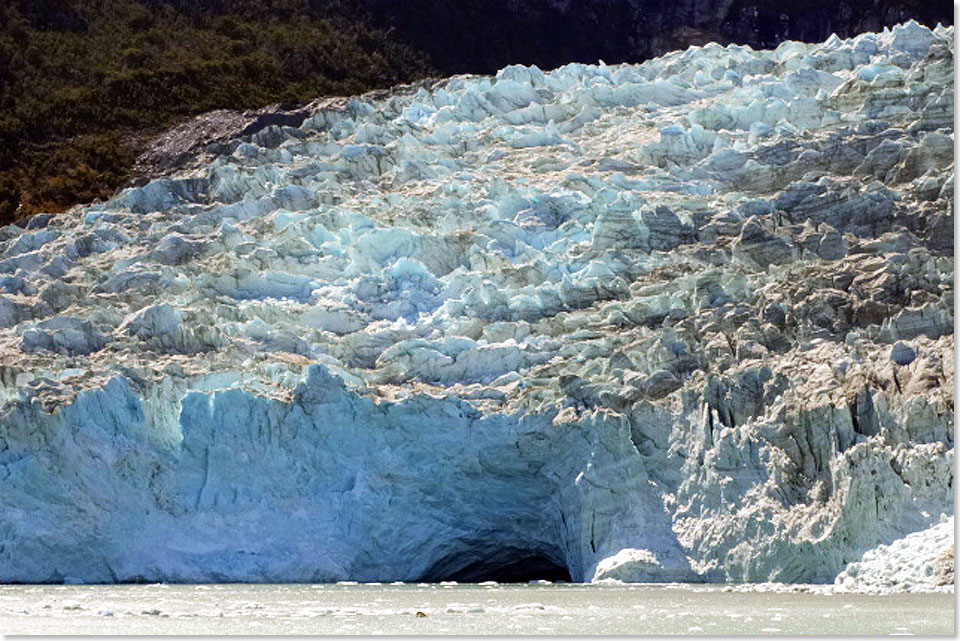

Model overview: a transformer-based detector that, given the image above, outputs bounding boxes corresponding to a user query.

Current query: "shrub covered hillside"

[0,0,432,225]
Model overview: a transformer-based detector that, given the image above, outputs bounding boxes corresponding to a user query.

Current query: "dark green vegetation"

[0,0,952,225]
[0,0,431,224]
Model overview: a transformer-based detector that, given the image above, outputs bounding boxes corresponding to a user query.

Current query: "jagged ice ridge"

[0,21,953,585]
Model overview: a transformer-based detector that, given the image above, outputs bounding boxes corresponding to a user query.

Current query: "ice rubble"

[0,22,953,586]
[835,516,954,592]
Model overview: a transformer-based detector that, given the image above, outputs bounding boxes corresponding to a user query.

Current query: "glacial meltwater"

[0,583,952,635]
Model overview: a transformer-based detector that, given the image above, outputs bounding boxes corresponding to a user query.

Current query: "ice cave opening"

[420,545,572,583]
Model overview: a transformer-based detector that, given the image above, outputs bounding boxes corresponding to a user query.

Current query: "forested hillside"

[0,0,431,223]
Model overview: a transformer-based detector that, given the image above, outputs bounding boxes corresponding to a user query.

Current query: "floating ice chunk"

[592,547,696,583]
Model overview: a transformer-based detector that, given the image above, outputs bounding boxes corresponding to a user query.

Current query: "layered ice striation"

[0,21,953,585]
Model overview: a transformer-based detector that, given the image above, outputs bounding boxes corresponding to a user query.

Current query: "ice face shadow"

[419,543,572,583]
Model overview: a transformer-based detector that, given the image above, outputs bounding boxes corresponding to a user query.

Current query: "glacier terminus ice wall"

[0,22,953,585]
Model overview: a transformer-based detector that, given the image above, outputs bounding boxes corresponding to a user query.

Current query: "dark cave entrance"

[420,545,572,583]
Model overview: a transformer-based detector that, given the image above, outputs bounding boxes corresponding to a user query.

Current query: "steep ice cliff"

[0,21,953,585]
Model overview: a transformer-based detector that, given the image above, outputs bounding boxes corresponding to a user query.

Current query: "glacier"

[0,21,953,585]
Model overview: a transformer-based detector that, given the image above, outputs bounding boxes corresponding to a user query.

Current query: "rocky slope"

[0,21,953,585]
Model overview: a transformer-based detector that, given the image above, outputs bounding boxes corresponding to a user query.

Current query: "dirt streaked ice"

[0,22,953,586]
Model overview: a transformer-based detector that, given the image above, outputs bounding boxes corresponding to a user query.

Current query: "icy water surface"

[0,583,953,635]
